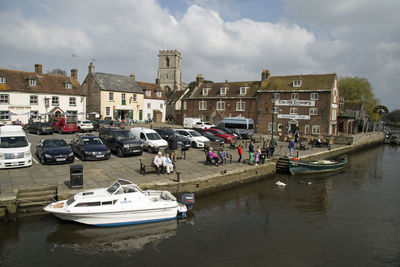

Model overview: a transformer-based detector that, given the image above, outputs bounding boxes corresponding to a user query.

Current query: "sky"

[0,0,399,111]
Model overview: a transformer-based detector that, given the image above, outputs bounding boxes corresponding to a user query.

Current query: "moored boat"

[289,155,348,175]
[44,179,195,227]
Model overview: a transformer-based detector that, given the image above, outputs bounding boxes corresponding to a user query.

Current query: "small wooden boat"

[289,155,348,175]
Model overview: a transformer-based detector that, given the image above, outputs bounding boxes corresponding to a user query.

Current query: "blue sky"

[0,0,399,110]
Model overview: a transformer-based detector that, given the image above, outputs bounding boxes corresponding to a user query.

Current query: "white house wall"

[143,99,166,122]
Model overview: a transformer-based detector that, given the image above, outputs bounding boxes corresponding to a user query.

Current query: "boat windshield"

[107,181,121,195]
[66,197,75,206]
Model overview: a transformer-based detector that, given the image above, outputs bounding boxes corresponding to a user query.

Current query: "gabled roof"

[165,89,188,104]
[93,72,143,94]
[259,73,336,91]
[137,81,164,100]
[0,68,84,95]
[187,81,260,99]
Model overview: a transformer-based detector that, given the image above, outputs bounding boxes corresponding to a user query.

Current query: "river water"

[1,145,399,266]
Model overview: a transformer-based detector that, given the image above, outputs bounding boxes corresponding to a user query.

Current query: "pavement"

[0,122,339,195]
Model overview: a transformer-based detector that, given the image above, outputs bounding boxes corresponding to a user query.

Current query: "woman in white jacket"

[163,153,174,174]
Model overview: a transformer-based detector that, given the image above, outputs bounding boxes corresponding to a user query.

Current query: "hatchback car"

[35,139,74,164]
[174,129,210,148]
[70,135,111,161]
[211,126,241,139]
[202,128,236,143]
[28,122,54,135]
[154,128,191,150]
[193,121,215,130]
[77,120,94,132]
[99,127,143,157]
[197,130,225,145]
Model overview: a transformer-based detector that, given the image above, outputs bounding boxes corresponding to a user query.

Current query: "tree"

[47,68,67,76]
[339,76,380,121]
[385,109,400,122]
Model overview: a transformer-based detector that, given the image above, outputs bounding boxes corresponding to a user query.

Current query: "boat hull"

[289,156,348,175]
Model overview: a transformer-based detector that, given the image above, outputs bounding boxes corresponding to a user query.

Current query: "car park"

[197,130,225,145]
[35,139,74,164]
[202,128,236,143]
[99,127,144,157]
[154,128,191,150]
[192,121,215,130]
[70,134,111,161]
[174,129,210,148]
[130,127,168,153]
[77,120,94,132]
[27,122,54,135]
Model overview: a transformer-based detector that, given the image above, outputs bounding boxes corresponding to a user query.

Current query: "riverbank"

[0,131,384,221]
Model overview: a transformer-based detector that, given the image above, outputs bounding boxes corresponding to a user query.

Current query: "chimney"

[34,64,43,76]
[71,69,78,80]
[88,62,95,74]
[261,69,270,81]
[196,74,204,85]
[225,80,228,84]
[130,73,135,80]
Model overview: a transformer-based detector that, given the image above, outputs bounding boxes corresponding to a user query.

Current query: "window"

[133,94,137,102]
[183,101,187,110]
[44,98,49,107]
[312,125,320,134]
[309,108,318,115]
[310,93,318,100]
[278,124,283,132]
[28,79,37,86]
[0,111,10,121]
[166,57,170,67]
[147,113,151,119]
[305,125,310,134]
[146,90,151,96]
[236,100,245,111]
[106,107,111,116]
[147,103,151,109]
[0,94,9,104]
[216,100,225,111]
[272,93,280,100]
[291,93,299,100]
[268,123,276,132]
[30,95,38,105]
[69,97,76,106]
[65,82,72,89]
[290,107,298,114]
[199,115,205,121]
[272,107,279,114]
[202,88,209,96]
[160,103,163,109]
[293,80,302,87]
[30,111,39,120]
[52,96,59,106]
[240,87,248,95]
[199,100,207,110]
[157,92,162,97]
[122,93,126,105]
[220,87,227,95]
[109,92,114,101]
[0,77,5,84]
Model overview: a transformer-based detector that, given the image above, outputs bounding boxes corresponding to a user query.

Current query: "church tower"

[157,49,182,91]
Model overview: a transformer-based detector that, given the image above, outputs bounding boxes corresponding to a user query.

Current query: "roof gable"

[260,73,336,91]
[137,81,164,99]
[93,72,143,94]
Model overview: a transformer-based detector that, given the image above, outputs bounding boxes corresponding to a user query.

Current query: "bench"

[139,158,157,174]
[218,151,232,165]
[204,141,222,152]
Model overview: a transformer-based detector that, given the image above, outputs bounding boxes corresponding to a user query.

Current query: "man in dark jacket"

[169,136,178,161]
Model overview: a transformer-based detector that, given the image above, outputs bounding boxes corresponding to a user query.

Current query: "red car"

[202,128,236,143]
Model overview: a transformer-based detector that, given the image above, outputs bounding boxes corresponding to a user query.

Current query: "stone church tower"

[157,49,182,91]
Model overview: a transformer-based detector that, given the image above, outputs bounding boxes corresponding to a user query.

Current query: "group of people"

[207,147,229,166]
[240,142,265,165]
[153,151,174,175]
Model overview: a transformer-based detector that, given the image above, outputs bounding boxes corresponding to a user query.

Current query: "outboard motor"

[181,193,195,210]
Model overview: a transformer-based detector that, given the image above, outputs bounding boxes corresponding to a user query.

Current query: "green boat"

[289,155,348,175]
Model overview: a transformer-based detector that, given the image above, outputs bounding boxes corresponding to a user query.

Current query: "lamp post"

[271,94,275,140]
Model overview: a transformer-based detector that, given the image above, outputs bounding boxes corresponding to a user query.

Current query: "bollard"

[176,171,181,183]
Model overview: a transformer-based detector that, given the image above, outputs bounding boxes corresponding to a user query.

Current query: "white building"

[0,64,86,124]
[137,81,166,122]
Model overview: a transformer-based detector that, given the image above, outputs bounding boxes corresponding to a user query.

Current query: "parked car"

[92,119,108,131]
[99,127,144,157]
[107,120,121,127]
[193,121,215,130]
[35,139,74,164]
[51,116,78,134]
[183,117,201,128]
[174,129,210,148]
[70,134,111,161]
[211,126,241,139]
[197,130,225,145]
[77,120,94,132]
[0,125,32,169]
[202,128,236,143]
[130,127,168,153]
[27,122,54,135]
[154,128,191,150]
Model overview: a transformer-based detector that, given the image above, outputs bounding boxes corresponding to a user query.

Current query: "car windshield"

[82,120,92,124]
[0,136,29,148]
[82,137,103,145]
[43,139,68,147]
[39,123,52,127]
[114,131,135,140]
[189,130,201,137]
[146,133,161,140]
[217,129,228,134]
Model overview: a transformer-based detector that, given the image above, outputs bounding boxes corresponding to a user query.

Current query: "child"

[255,146,261,165]
[237,145,242,163]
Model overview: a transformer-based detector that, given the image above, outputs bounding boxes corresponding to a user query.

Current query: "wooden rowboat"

[289,155,348,175]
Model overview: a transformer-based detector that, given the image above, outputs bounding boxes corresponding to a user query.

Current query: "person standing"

[153,151,164,175]
[288,138,295,158]
[248,141,255,165]
[169,135,178,161]
[237,145,242,163]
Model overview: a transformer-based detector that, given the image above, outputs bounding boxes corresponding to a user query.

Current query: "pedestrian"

[169,135,178,161]
[288,137,295,158]
[153,151,165,175]
[163,153,174,174]
[248,141,255,165]
[294,131,299,143]
[255,146,261,165]
[237,145,242,163]
[269,138,276,157]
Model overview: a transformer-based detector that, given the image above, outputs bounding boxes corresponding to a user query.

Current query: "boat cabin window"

[123,187,137,193]
[66,197,75,206]
[102,201,113,205]
[75,201,101,207]
[115,188,124,195]
[107,182,121,194]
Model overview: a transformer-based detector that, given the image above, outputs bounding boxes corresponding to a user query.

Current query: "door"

[139,110,143,121]
[289,123,297,134]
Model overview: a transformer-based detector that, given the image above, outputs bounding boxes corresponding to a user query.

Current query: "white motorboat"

[44,179,195,227]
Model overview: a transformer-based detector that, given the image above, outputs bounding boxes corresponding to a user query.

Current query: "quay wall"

[0,131,384,221]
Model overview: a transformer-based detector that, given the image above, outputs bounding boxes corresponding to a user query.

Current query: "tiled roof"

[259,73,336,91]
[0,68,84,95]
[187,81,260,99]
[165,90,187,104]
[93,72,143,94]
[137,81,164,100]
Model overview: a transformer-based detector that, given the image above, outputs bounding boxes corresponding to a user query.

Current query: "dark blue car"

[36,139,74,164]
[70,134,111,161]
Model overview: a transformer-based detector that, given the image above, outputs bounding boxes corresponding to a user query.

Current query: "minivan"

[0,125,32,168]
[130,127,168,153]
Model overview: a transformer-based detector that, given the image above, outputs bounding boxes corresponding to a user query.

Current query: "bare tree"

[47,68,67,76]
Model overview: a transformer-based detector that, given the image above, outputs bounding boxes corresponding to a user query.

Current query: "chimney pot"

[71,69,78,80]
[34,64,43,76]
[130,73,135,80]
[196,74,204,86]
[88,62,95,74]
[261,69,270,81]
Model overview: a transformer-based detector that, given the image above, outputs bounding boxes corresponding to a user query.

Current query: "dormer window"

[28,79,37,86]
[0,77,5,84]
[146,90,151,96]
[202,88,210,96]
[64,82,72,89]
[240,87,248,95]
[293,80,302,87]
[156,91,162,97]
[220,87,227,95]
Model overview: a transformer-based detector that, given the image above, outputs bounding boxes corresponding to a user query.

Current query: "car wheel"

[41,155,46,165]
[117,148,124,157]
[36,130,40,135]
[81,151,86,161]
[147,146,152,153]
[192,141,197,148]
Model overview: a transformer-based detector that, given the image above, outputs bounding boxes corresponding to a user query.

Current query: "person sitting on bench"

[153,151,165,175]
[208,147,221,166]
[163,153,174,174]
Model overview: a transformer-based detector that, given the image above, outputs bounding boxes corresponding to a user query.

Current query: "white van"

[183,117,201,128]
[174,129,210,148]
[0,125,32,168]
[130,127,168,153]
